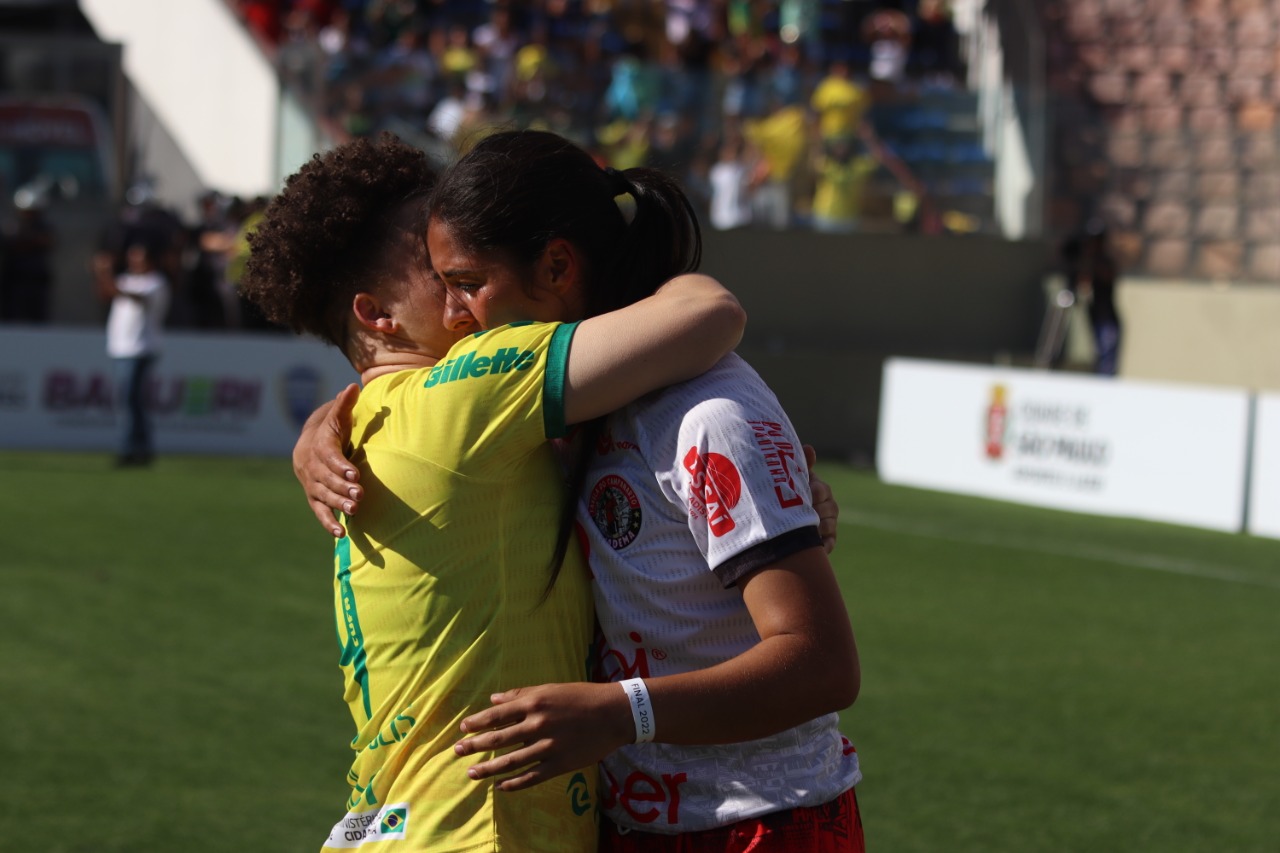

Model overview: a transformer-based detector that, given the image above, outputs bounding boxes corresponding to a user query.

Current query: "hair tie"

[604,166,634,198]
[604,166,637,224]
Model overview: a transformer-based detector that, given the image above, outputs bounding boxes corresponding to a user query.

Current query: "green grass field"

[2,450,1277,852]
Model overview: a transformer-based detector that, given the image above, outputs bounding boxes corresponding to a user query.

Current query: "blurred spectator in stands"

[708,133,755,231]
[365,0,421,51]
[427,77,469,145]
[596,112,652,171]
[603,50,650,122]
[440,21,478,82]
[1061,218,1122,376]
[654,0,717,129]
[0,190,55,323]
[318,4,354,60]
[226,196,284,332]
[743,96,810,229]
[768,38,811,110]
[683,143,716,218]
[96,240,169,468]
[720,37,769,122]
[862,6,913,98]
[810,59,869,145]
[512,21,556,125]
[369,25,436,128]
[646,112,697,182]
[236,0,284,46]
[336,79,374,137]
[184,191,237,329]
[911,0,963,85]
[472,4,520,107]
[810,135,878,234]
[778,0,822,57]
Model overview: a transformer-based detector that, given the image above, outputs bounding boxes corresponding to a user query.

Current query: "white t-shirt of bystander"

[106,270,169,359]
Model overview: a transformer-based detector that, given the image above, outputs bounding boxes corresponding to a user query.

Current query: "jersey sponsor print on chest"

[422,346,536,388]
[682,447,742,536]
[590,474,643,549]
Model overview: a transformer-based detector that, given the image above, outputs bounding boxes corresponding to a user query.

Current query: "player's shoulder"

[670,352,769,400]
[460,320,565,349]
[639,353,779,423]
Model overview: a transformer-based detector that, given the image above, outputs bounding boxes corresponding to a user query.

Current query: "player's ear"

[539,238,580,297]
[352,292,394,333]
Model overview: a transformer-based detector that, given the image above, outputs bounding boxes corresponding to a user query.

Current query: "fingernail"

[332,527,343,537]
[344,470,357,481]
[343,502,354,514]
[348,487,359,498]
[467,768,479,780]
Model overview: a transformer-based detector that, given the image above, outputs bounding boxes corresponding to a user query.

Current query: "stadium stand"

[227,0,993,236]
[1043,0,1280,282]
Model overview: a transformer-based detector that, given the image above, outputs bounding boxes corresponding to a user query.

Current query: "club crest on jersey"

[590,474,643,549]
[683,447,741,537]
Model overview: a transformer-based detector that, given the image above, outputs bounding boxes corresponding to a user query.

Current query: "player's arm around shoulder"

[562,273,746,425]
[450,545,859,790]
[620,550,858,747]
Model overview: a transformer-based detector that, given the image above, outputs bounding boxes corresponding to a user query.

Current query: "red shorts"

[599,786,865,853]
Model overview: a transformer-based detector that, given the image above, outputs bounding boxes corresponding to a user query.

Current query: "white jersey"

[580,353,861,834]
[106,270,169,358]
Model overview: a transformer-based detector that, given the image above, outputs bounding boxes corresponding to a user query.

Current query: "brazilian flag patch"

[380,807,408,835]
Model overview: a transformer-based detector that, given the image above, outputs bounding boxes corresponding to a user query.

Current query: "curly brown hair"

[241,133,439,354]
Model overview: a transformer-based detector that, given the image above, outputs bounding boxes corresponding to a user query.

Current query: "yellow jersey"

[323,321,596,852]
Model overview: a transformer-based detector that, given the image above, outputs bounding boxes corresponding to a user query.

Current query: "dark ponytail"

[590,164,703,315]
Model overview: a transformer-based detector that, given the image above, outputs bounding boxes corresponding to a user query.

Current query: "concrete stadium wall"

[1116,279,1280,393]
[699,229,1055,463]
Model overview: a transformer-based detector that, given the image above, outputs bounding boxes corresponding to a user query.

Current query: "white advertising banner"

[877,357,1252,532]
[1246,394,1280,540]
[0,327,356,456]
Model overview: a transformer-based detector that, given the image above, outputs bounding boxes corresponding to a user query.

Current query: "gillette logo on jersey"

[683,447,742,536]
[423,347,537,388]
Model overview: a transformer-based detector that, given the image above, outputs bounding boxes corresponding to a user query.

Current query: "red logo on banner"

[985,384,1008,460]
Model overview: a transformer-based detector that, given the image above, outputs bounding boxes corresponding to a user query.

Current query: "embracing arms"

[294,273,745,535]
[451,546,859,790]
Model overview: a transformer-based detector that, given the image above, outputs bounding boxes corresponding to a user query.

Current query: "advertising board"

[0,327,355,457]
[877,358,1252,532]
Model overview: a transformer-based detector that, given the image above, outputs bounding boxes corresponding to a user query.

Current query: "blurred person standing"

[708,134,754,230]
[94,179,185,319]
[185,191,235,329]
[862,6,912,96]
[96,242,170,467]
[0,192,56,323]
[810,135,878,234]
[743,97,810,229]
[1062,219,1122,376]
[911,0,963,84]
[810,59,869,145]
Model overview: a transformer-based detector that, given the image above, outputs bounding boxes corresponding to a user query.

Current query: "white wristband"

[619,677,655,743]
